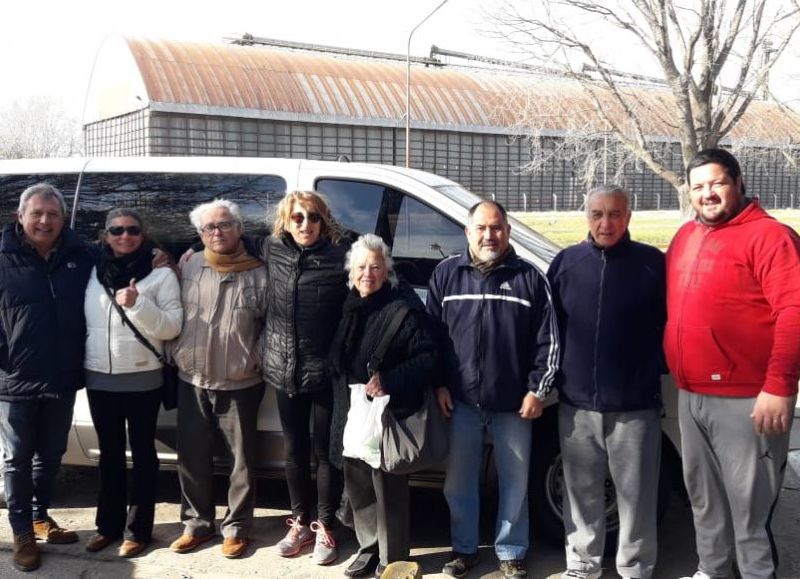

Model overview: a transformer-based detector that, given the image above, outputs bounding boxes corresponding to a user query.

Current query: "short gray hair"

[345,233,399,289]
[18,183,66,216]
[105,208,144,231]
[585,185,631,215]
[189,199,243,232]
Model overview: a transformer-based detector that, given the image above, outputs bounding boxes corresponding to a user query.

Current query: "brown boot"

[33,516,79,544]
[13,532,40,572]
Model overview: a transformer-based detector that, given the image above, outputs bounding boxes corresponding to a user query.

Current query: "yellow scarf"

[204,242,262,273]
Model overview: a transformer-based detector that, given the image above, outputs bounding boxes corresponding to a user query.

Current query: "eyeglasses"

[107,225,142,236]
[200,221,236,234]
[290,212,322,225]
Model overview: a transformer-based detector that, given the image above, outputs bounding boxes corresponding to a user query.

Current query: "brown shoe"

[13,532,41,572]
[222,537,248,559]
[33,517,79,544]
[169,533,214,553]
[118,540,147,558]
[85,533,117,553]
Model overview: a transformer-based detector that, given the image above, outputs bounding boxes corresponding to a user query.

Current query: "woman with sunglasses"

[257,191,350,565]
[82,209,183,558]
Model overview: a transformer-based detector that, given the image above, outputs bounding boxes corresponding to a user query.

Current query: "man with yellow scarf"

[168,199,267,560]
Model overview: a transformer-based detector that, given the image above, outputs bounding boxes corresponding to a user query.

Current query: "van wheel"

[529,410,674,555]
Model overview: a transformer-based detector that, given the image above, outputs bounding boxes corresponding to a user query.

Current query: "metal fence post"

[552,193,557,211]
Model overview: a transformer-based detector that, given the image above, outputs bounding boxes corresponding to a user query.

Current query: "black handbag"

[369,305,449,475]
[104,286,179,410]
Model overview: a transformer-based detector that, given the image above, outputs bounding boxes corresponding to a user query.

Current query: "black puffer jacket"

[258,233,350,396]
[328,284,438,468]
[0,224,95,400]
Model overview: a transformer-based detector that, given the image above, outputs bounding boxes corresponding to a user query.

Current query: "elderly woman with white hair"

[328,233,438,578]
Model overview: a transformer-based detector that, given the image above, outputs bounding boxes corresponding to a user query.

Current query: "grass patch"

[513,209,800,250]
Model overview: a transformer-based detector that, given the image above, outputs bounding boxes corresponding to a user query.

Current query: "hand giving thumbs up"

[115,278,139,308]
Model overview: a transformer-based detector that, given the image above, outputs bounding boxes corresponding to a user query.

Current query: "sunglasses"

[107,225,142,236]
[290,212,322,225]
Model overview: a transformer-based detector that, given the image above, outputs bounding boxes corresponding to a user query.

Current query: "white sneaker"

[309,520,337,565]
[275,517,314,557]
[561,570,602,579]
[678,573,712,579]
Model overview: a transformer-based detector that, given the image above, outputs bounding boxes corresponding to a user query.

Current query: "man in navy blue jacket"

[0,184,95,572]
[428,200,558,578]
[547,185,665,579]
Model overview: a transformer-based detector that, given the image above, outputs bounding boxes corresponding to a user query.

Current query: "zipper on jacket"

[289,251,301,397]
[106,300,114,373]
[476,271,487,409]
[47,274,56,299]
[591,250,607,409]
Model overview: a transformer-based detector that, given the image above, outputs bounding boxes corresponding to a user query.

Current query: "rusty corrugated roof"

[123,37,800,144]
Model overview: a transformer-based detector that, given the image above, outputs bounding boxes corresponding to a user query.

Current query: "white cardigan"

[84,266,183,374]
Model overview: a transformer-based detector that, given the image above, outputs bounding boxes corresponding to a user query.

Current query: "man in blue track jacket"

[547,185,665,579]
[427,200,559,578]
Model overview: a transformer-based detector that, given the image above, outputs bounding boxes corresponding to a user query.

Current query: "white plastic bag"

[342,383,391,468]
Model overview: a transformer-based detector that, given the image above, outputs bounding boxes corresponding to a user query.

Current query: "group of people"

[0,147,797,579]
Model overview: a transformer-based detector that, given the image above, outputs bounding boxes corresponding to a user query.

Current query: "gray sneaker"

[275,517,314,557]
[310,521,337,565]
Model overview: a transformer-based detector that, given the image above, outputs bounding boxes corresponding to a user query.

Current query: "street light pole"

[406,0,450,168]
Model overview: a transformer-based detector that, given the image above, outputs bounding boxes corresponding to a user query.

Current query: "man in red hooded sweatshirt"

[665,148,800,579]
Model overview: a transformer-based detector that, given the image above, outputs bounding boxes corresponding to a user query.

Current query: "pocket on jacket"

[678,325,735,383]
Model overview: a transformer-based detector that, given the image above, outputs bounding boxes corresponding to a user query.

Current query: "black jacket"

[0,224,95,400]
[426,249,559,412]
[257,233,350,396]
[328,284,438,468]
[547,233,666,412]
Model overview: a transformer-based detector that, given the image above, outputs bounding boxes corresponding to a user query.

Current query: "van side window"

[74,173,286,256]
[0,174,80,224]
[316,178,463,288]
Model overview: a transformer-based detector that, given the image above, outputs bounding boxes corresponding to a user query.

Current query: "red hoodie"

[664,200,800,397]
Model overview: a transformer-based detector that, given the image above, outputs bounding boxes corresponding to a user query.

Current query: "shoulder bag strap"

[103,284,167,364]
[367,304,411,375]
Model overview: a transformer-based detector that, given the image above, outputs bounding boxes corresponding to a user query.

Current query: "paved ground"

[0,453,799,578]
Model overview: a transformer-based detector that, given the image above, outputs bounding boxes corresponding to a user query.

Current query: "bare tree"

[493,0,800,209]
[0,96,82,159]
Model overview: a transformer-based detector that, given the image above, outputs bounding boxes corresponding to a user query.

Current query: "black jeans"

[87,388,161,542]
[275,388,341,527]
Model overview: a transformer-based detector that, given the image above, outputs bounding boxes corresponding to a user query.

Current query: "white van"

[0,156,685,546]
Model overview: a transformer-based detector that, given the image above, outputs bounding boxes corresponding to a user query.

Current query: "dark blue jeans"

[0,393,76,535]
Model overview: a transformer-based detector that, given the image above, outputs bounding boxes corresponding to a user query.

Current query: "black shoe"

[345,552,379,577]
[499,558,527,577]
[442,551,480,578]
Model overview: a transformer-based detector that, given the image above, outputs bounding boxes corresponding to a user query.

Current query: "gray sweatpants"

[679,390,790,579]
[559,403,661,579]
